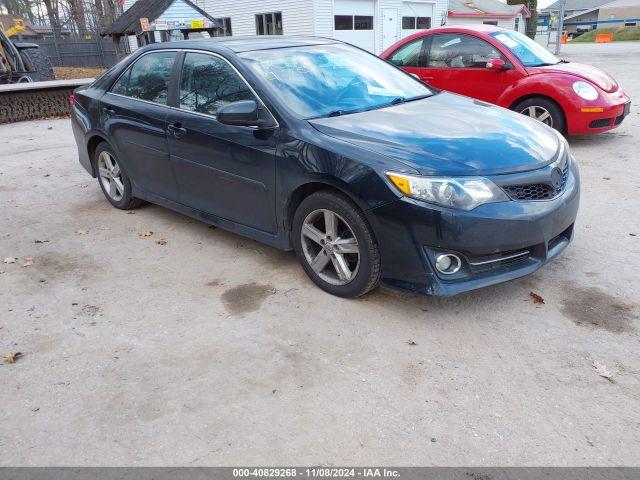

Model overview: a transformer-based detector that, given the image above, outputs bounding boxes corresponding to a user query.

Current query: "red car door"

[418,32,523,104]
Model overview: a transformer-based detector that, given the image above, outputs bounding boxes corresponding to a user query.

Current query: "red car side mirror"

[486,58,507,71]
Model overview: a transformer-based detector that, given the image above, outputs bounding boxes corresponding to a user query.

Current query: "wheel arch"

[283,180,370,242]
[509,94,568,132]
[86,134,110,177]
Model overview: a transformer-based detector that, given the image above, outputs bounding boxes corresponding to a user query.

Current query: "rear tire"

[512,97,566,134]
[94,142,144,210]
[292,191,380,298]
[19,47,55,81]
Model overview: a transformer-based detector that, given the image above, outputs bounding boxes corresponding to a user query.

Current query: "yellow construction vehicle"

[1,18,55,83]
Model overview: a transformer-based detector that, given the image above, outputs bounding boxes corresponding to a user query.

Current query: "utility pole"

[555,0,566,55]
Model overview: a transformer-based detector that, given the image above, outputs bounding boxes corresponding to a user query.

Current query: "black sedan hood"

[309,92,561,176]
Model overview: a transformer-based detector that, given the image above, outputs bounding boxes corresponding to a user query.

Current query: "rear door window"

[110,51,176,105]
[178,52,256,116]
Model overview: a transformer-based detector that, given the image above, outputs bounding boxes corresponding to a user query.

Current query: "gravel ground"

[0,41,639,466]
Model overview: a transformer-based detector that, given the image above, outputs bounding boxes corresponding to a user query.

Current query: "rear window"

[111,51,176,105]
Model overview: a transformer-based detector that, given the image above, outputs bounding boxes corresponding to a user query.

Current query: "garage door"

[333,0,376,52]
[401,1,434,39]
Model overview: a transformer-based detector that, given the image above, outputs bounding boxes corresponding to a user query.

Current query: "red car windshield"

[490,30,561,67]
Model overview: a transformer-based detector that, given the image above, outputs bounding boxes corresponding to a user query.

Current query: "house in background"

[117,0,532,55]
[446,0,531,33]
[540,0,640,36]
[201,0,449,53]
[0,14,71,40]
[112,0,220,53]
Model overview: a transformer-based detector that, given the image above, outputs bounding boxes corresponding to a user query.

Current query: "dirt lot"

[1,41,639,466]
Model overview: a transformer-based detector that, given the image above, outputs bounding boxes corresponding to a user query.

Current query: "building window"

[402,16,431,29]
[514,17,519,31]
[416,17,431,29]
[255,12,283,35]
[214,17,232,36]
[335,15,373,30]
[483,20,499,26]
[354,15,373,30]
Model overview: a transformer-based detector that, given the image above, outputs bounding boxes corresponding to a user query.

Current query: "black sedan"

[71,36,579,298]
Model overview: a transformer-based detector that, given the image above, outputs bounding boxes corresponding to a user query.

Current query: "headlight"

[572,81,598,101]
[386,172,509,211]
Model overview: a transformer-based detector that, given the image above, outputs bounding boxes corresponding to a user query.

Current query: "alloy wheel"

[521,105,554,127]
[300,209,360,286]
[98,151,124,201]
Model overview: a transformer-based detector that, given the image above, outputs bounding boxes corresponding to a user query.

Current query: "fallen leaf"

[43,173,50,177]
[3,257,16,264]
[3,352,23,364]
[31,407,40,412]
[138,230,153,237]
[76,229,89,235]
[602,177,611,180]
[34,239,49,243]
[630,233,637,237]
[530,292,545,304]
[407,340,418,346]
[126,211,136,215]
[80,184,88,188]
[585,224,592,229]
[156,239,167,245]
[22,257,34,267]
[592,360,614,383]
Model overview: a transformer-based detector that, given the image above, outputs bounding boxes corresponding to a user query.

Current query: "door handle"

[167,122,187,138]
[102,107,116,116]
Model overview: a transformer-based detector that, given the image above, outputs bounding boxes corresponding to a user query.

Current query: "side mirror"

[486,58,508,71]
[409,73,420,80]
[217,100,273,128]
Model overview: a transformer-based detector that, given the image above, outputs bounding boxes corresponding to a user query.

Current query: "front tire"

[292,191,380,298]
[19,48,55,81]
[513,97,566,133]
[94,142,144,210]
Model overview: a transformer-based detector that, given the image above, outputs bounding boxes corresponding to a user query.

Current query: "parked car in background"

[72,37,579,298]
[381,25,631,135]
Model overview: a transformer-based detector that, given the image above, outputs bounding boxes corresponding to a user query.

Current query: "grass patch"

[572,26,640,42]
[53,67,106,80]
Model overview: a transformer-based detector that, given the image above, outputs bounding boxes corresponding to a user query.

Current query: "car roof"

[142,35,341,54]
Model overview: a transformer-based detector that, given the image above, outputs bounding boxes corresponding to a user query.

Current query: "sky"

[537,0,557,8]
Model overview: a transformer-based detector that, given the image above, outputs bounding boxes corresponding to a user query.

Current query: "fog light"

[435,253,462,275]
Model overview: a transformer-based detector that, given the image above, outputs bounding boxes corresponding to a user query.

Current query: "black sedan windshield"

[239,43,432,118]
[490,30,560,67]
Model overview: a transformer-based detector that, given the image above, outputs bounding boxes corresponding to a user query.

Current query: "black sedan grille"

[503,159,569,201]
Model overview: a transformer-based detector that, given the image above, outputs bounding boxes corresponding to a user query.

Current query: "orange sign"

[140,17,150,31]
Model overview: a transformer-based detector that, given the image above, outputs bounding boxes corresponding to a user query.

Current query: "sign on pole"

[140,17,150,31]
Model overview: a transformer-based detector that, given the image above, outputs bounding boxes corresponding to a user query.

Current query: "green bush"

[571,26,640,42]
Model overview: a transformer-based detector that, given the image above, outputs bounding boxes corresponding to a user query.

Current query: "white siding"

[313,0,335,37]
[202,0,315,36]
[377,0,448,52]
[313,0,448,53]
[123,0,449,54]
[157,0,208,22]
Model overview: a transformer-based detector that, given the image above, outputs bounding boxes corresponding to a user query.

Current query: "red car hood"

[527,62,618,93]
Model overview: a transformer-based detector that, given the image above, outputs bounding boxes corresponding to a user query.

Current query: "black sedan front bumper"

[367,160,580,296]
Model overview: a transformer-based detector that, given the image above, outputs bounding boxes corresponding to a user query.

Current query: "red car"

[380,25,630,135]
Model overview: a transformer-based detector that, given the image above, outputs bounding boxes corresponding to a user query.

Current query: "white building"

[446,0,531,33]
[123,0,529,55]
[124,0,449,53]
